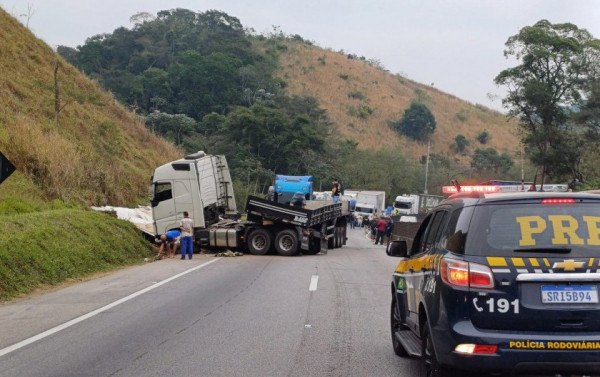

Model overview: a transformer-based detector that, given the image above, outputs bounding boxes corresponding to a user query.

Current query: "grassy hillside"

[0,9,183,301]
[276,41,520,162]
[0,8,181,207]
[0,210,155,300]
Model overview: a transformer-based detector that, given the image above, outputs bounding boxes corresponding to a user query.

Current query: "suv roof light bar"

[442,185,500,195]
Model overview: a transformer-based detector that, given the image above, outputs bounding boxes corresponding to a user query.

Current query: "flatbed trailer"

[240,195,348,256]
[246,196,343,227]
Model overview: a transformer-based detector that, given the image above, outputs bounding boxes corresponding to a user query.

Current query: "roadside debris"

[215,250,243,257]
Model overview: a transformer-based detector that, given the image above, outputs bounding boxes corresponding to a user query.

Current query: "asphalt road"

[0,227,422,377]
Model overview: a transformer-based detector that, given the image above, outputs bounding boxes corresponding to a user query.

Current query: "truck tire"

[327,228,335,249]
[303,238,321,255]
[335,227,342,248]
[274,229,299,256]
[248,229,272,255]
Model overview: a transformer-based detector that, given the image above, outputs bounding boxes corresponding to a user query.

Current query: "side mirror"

[151,199,158,208]
[386,240,408,257]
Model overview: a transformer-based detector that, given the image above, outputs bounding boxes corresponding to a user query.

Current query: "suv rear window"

[465,202,600,257]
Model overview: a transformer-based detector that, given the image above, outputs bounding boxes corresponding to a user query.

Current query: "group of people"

[156,211,195,260]
[355,213,393,245]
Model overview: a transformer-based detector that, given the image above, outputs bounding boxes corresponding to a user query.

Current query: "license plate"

[541,285,598,304]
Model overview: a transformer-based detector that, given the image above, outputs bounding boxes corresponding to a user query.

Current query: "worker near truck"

[157,229,181,259]
[179,211,194,260]
[331,178,342,204]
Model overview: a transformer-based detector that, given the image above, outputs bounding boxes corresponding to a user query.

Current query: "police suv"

[388,187,600,376]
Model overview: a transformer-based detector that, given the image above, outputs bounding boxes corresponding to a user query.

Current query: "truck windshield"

[394,202,412,210]
[355,206,373,213]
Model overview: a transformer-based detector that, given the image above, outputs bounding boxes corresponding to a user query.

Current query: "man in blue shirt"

[156,229,181,259]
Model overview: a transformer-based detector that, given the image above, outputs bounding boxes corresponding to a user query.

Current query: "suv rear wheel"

[421,323,458,377]
[391,294,408,357]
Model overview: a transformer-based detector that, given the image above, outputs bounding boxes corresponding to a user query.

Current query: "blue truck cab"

[273,175,313,205]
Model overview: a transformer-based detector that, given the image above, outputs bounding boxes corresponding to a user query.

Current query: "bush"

[455,110,468,122]
[348,90,366,100]
[476,130,490,144]
[338,72,350,80]
[453,134,470,153]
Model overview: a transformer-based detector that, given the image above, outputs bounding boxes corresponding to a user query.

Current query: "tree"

[145,111,197,145]
[453,134,469,153]
[495,20,600,185]
[471,148,514,175]
[390,102,436,142]
[476,130,490,144]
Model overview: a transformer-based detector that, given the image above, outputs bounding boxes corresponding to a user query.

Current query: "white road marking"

[0,258,221,358]
[309,275,319,291]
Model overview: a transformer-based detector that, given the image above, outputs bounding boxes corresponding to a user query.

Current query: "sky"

[1,0,599,112]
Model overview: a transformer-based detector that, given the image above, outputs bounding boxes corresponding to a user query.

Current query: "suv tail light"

[440,258,494,289]
[455,344,498,355]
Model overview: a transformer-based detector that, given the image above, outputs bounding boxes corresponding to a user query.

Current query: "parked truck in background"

[354,191,386,218]
[392,194,443,215]
[150,151,348,256]
[392,194,420,215]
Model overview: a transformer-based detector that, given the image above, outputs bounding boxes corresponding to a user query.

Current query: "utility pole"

[424,138,430,194]
[518,146,525,191]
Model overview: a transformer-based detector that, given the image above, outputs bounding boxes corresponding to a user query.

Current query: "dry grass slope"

[0,8,181,206]
[277,41,520,162]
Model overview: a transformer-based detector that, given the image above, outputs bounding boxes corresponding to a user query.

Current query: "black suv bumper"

[434,320,600,374]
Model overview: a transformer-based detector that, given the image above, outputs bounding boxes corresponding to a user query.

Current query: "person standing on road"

[375,216,388,245]
[385,216,394,245]
[180,211,194,260]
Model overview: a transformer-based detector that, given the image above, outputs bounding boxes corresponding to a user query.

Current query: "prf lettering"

[515,215,600,247]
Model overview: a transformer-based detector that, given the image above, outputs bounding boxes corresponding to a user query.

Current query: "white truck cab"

[151,151,237,236]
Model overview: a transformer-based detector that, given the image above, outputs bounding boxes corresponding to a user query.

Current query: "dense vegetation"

[59,9,332,190]
[59,8,533,203]
[495,20,600,186]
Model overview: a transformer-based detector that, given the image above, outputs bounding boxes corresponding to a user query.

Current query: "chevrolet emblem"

[552,259,585,272]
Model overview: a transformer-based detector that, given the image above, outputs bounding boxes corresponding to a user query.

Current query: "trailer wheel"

[248,229,272,255]
[303,237,321,255]
[274,229,299,256]
[335,227,343,248]
[327,230,335,249]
